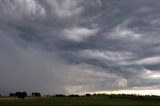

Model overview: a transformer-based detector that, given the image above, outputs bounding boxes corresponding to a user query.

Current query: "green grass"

[0,97,160,106]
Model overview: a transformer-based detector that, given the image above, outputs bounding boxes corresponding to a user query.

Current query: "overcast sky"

[0,0,160,95]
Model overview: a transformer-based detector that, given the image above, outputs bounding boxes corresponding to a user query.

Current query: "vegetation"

[9,92,27,100]
[0,92,160,106]
[32,92,41,97]
[0,96,160,106]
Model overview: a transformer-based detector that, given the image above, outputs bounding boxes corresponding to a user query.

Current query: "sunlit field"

[0,97,160,106]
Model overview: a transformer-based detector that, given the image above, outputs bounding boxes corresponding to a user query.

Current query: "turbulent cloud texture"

[0,0,160,95]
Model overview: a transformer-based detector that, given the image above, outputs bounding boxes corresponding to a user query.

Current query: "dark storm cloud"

[0,0,160,95]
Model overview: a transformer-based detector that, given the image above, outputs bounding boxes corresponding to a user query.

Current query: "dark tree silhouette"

[109,94,113,99]
[139,96,144,100]
[9,93,15,96]
[32,92,41,97]
[16,92,27,100]
[69,94,80,97]
[9,92,27,99]
[85,94,91,97]
[55,94,66,97]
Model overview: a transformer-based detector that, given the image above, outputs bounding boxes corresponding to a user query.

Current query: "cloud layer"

[0,0,160,95]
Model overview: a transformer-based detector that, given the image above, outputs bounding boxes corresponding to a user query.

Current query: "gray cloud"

[0,0,160,95]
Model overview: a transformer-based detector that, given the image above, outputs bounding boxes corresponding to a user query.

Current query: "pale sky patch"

[63,27,99,42]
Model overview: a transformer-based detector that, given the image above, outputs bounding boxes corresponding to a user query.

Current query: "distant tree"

[32,92,41,97]
[15,92,21,96]
[69,94,80,97]
[139,96,144,100]
[109,94,113,99]
[9,93,16,96]
[16,92,27,100]
[85,94,91,97]
[55,94,66,97]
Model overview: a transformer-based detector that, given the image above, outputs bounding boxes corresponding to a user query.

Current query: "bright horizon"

[92,90,160,96]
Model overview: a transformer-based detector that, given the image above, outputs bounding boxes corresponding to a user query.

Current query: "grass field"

[0,97,160,106]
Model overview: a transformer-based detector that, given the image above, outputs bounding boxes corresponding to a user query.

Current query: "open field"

[0,97,160,106]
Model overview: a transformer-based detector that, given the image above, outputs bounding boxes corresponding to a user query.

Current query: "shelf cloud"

[0,0,160,95]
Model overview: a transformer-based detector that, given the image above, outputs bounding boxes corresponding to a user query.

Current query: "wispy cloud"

[135,56,160,65]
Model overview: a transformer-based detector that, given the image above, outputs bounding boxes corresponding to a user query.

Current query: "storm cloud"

[0,0,160,95]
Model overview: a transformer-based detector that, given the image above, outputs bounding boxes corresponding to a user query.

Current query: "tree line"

[0,92,159,100]
[9,92,41,100]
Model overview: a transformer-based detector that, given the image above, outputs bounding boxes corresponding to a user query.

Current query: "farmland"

[0,97,160,106]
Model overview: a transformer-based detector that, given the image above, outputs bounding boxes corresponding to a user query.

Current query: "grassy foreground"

[0,97,160,106]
